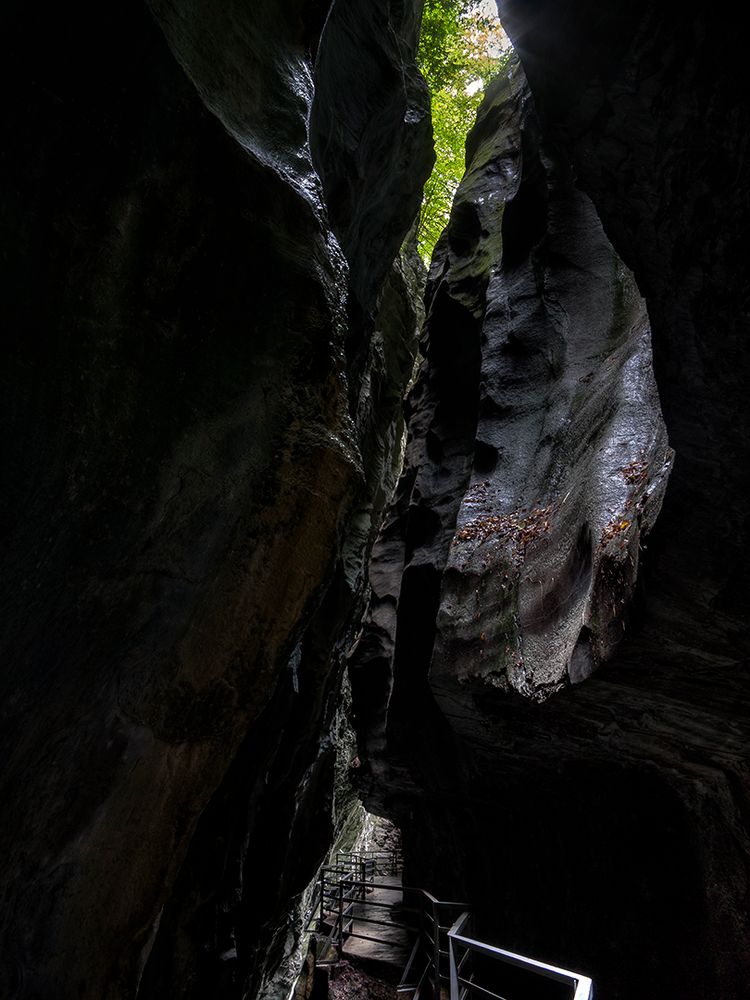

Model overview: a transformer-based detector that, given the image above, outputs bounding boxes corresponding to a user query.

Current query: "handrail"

[335,849,403,878]
[309,851,595,1000]
[397,889,468,998]
[310,850,407,967]
[448,911,594,1000]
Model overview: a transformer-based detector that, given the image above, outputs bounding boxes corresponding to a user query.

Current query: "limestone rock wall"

[497,0,750,670]
[496,4,750,993]
[0,1,431,997]
[352,62,672,778]
[351,44,750,1000]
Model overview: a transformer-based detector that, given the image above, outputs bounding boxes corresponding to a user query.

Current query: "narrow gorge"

[1,2,748,999]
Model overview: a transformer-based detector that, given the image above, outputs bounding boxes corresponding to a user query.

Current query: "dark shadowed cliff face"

[0,1,431,997]
[351,7,750,1000]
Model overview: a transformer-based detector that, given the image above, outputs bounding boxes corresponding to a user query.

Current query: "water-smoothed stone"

[350,57,748,1000]
[0,1,430,997]
[352,62,671,748]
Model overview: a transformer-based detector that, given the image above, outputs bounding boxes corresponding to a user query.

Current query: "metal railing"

[308,850,402,927]
[306,851,594,1000]
[310,850,409,967]
[448,912,594,1000]
[336,849,403,878]
[398,890,468,999]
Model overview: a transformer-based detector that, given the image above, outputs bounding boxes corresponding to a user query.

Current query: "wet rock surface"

[495,5,750,994]
[0,1,430,997]
[497,0,750,671]
[351,45,750,1000]
[351,61,671,762]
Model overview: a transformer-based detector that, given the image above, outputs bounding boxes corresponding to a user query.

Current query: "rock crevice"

[350,50,748,999]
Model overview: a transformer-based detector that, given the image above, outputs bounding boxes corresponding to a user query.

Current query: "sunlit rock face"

[351,44,750,1000]
[430,84,672,703]
[496,0,750,670]
[352,61,671,762]
[0,1,431,997]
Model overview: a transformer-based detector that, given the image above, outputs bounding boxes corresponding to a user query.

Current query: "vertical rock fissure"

[347,47,719,1000]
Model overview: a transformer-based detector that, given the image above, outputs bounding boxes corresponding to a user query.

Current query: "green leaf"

[416,0,511,262]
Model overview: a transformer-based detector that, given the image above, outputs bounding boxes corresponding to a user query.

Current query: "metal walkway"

[341,875,413,970]
[308,851,594,1000]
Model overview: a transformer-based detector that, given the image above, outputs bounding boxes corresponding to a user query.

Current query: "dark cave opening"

[465,766,711,999]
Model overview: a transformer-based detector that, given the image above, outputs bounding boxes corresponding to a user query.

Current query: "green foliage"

[417,0,510,262]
